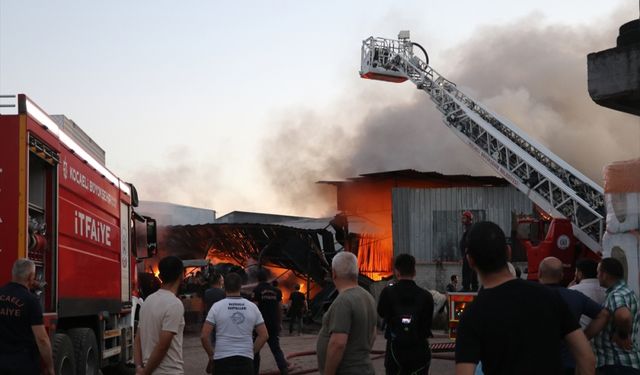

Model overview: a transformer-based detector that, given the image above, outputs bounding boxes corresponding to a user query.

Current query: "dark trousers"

[215,355,254,375]
[597,365,640,375]
[462,257,478,291]
[254,332,288,374]
[288,312,303,335]
[0,352,39,375]
[384,340,431,375]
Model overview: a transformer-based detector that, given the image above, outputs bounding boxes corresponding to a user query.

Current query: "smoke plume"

[261,4,640,216]
[132,146,223,210]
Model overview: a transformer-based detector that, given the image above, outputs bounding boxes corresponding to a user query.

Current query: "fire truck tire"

[52,333,77,375]
[68,328,99,375]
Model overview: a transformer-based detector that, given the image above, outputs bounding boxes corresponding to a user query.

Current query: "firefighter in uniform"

[460,211,478,292]
[0,259,54,375]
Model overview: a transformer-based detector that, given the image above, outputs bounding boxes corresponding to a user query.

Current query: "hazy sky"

[1,1,638,217]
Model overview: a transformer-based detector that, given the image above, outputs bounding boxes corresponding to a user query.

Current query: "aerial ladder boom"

[360,31,605,252]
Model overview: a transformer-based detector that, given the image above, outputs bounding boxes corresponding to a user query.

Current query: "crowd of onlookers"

[452,221,640,375]
[2,219,640,375]
[128,220,640,375]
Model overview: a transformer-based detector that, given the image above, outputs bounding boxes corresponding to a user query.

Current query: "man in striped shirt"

[594,258,640,374]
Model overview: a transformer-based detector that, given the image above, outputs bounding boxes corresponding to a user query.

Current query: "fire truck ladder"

[360,31,605,252]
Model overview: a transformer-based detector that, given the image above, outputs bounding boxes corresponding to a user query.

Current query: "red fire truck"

[0,94,157,375]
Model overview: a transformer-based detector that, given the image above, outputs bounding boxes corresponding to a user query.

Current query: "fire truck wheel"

[52,333,77,375]
[68,328,99,375]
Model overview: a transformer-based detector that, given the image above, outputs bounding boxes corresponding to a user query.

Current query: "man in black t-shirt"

[288,284,306,335]
[0,259,54,375]
[446,274,459,293]
[203,272,226,319]
[253,269,288,374]
[203,272,226,350]
[454,221,596,375]
[378,254,434,375]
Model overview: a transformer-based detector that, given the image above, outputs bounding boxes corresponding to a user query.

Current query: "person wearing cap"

[460,211,478,292]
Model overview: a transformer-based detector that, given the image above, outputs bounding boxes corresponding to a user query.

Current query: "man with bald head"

[539,256,609,375]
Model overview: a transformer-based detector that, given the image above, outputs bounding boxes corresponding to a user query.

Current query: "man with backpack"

[378,254,434,375]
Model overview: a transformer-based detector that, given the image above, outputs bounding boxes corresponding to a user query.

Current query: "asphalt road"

[182,325,456,374]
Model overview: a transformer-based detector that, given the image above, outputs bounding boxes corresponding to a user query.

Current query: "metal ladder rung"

[103,329,121,339]
[102,347,121,359]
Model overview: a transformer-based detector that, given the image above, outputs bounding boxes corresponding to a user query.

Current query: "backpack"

[386,285,427,349]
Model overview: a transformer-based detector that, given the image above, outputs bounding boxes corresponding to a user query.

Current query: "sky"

[1,1,639,218]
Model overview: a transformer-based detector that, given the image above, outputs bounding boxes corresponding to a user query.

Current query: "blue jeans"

[597,365,640,375]
[475,362,484,375]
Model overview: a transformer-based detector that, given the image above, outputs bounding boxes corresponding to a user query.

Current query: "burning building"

[320,169,533,289]
[144,212,338,317]
[141,170,532,307]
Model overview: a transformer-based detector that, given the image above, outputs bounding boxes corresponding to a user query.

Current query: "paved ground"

[183,325,456,374]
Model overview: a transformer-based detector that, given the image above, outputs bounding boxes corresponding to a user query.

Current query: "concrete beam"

[588,44,640,116]
[587,20,640,116]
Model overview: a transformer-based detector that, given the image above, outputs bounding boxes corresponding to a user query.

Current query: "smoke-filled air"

[128,4,640,218]
[260,4,640,217]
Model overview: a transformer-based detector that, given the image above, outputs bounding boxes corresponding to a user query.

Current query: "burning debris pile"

[153,222,336,295]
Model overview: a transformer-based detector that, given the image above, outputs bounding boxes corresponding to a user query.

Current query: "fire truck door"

[27,138,58,313]
[120,203,130,302]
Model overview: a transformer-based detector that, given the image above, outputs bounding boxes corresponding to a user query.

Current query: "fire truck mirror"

[516,221,540,244]
[515,222,531,241]
[146,218,158,257]
[133,215,157,260]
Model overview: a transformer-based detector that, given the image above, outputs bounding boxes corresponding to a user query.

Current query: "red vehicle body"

[519,217,601,284]
[0,95,155,374]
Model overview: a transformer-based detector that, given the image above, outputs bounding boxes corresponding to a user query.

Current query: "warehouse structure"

[322,170,533,290]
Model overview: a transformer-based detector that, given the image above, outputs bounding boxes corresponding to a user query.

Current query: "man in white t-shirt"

[134,256,185,375]
[201,272,269,374]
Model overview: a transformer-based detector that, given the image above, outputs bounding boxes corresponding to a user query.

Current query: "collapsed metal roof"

[157,222,335,285]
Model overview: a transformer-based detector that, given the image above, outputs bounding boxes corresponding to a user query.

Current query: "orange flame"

[262,264,316,302]
[204,253,317,302]
[356,233,393,281]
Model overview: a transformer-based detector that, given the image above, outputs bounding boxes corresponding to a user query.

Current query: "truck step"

[103,329,121,339]
[102,346,121,359]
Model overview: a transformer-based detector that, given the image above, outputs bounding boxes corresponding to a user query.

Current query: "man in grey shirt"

[134,256,185,375]
[317,252,376,375]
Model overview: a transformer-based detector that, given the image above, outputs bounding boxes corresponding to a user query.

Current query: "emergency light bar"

[21,95,131,196]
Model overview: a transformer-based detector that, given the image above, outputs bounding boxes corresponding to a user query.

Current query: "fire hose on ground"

[259,343,456,375]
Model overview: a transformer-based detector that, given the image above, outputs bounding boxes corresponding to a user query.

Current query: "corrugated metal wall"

[392,187,533,262]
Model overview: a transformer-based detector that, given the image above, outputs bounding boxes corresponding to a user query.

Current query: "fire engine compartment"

[27,136,59,313]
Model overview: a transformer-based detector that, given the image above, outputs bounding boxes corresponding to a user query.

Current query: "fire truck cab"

[517,216,600,284]
[0,94,156,375]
